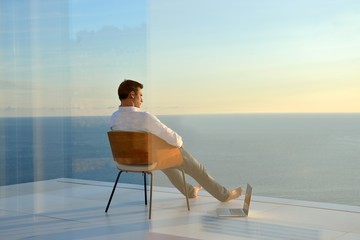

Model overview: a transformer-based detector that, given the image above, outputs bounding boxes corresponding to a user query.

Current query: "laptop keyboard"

[230,209,244,215]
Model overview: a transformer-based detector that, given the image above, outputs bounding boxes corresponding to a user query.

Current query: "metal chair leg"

[181,169,190,211]
[105,171,123,212]
[149,172,153,219]
[143,172,147,205]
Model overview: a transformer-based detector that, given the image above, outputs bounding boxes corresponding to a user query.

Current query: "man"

[110,79,242,202]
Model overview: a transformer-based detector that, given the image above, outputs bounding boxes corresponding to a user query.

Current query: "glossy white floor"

[0,178,359,240]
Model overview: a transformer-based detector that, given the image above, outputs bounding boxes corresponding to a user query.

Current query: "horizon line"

[1,112,360,118]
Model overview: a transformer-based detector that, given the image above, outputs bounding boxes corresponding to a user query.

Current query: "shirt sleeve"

[145,113,183,147]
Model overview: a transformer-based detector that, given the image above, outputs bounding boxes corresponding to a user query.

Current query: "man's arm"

[146,113,183,147]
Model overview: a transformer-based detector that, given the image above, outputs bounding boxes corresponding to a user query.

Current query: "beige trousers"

[162,147,230,202]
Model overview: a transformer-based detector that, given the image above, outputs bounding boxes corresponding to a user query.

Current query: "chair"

[105,131,190,219]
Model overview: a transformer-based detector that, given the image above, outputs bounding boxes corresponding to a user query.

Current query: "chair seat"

[116,162,158,172]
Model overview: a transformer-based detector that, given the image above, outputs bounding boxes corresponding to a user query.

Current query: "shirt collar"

[118,106,141,112]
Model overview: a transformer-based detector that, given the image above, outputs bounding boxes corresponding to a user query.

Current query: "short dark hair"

[118,79,143,100]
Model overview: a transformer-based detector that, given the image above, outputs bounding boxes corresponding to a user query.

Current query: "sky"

[0,0,359,117]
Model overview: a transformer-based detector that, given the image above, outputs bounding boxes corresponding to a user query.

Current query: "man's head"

[118,79,143,108]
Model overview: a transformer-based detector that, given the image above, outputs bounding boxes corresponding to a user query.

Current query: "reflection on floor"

[0,178,360,240]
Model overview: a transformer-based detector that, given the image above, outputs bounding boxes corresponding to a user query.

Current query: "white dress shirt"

[110,106,183,147]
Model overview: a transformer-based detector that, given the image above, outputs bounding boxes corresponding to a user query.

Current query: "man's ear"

[129,91,135,99]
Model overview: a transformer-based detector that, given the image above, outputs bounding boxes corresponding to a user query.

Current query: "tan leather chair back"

[107,131,183,169]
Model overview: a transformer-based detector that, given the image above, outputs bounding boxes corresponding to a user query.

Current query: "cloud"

[0,80,16,89]
[0,80,33,90]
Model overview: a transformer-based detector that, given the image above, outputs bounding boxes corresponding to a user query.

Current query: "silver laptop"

[216,183,253,217]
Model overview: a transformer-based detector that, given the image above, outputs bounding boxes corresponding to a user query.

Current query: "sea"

[0,113,359,207]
